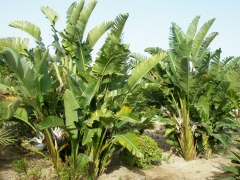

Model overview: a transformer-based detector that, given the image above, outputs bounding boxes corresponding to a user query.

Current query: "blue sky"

[1,0,239,59]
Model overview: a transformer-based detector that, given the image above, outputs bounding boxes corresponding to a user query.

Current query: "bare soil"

[0,123,235,180]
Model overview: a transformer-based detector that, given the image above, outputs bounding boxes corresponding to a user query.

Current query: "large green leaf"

[6,98,21,119]
[169,23,186,51]
[79,79,100,109]
[105,89,124,104]
[82,127,97,145]
[41,6,59,26]
[194,96,209,119]
[76,0,97,41]
[84,109,113,128]
[36,49,51,93]
[107,13,129,44]
[186,16,200,41]
[92,54,114,76]
[65,0,85,41]
[211,133,227,146]
[9,21,41,42]
[0,37,28,55]
[76,153,90,171]
[68,1,83,23]
[66,2,77,22]
[0,47,36,96]
[113,133,143,158]
[92,44,129,77]
[210,49,222,76]
[196,32,218,65]
[87,21,113,49]
[84,109,103,127]
[164,128,176,137]
[1,98,35,131]
[0,84,16,95]
[14,107,36,130]
[38,116,65,130]
[176,39,192,58]
[192,18,215,59]
[64,89,79,140]
[223,166,240,175]
[167,50,178,76]
[125,53,167,93]
[100,116,114,128]
[53,62,64,89]
[116,106,140,123]
[178,57,191,95]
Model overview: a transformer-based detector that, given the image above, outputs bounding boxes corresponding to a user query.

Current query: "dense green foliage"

[119,135,162,169]
[0,0,240,179]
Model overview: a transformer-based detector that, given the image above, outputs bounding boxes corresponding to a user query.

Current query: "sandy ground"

[98,151,232,180]
[0,122,235,180]
[98,122,234,180]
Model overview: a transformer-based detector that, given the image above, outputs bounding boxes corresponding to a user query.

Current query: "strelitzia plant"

[38,11,167,179]
[0,1,167,179]
[142,16,240,161]
[0,0,117,173]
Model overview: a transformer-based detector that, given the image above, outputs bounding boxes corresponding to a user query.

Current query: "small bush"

[119,135,162,169]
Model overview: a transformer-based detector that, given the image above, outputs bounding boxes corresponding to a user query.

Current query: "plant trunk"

[179,125,195,161]
[179,97,196,161]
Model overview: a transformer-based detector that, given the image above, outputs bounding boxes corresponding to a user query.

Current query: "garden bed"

[0,123,234,180]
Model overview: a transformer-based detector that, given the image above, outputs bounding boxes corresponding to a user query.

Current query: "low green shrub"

[119,135,162,169]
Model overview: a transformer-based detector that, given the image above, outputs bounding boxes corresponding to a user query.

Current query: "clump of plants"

[141,15,240,161]
[12,157,42,180]
[119,135,162,169]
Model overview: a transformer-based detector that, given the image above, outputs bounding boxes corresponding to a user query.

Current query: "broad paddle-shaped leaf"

[125,53,167,93]
[113,133,143,158]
